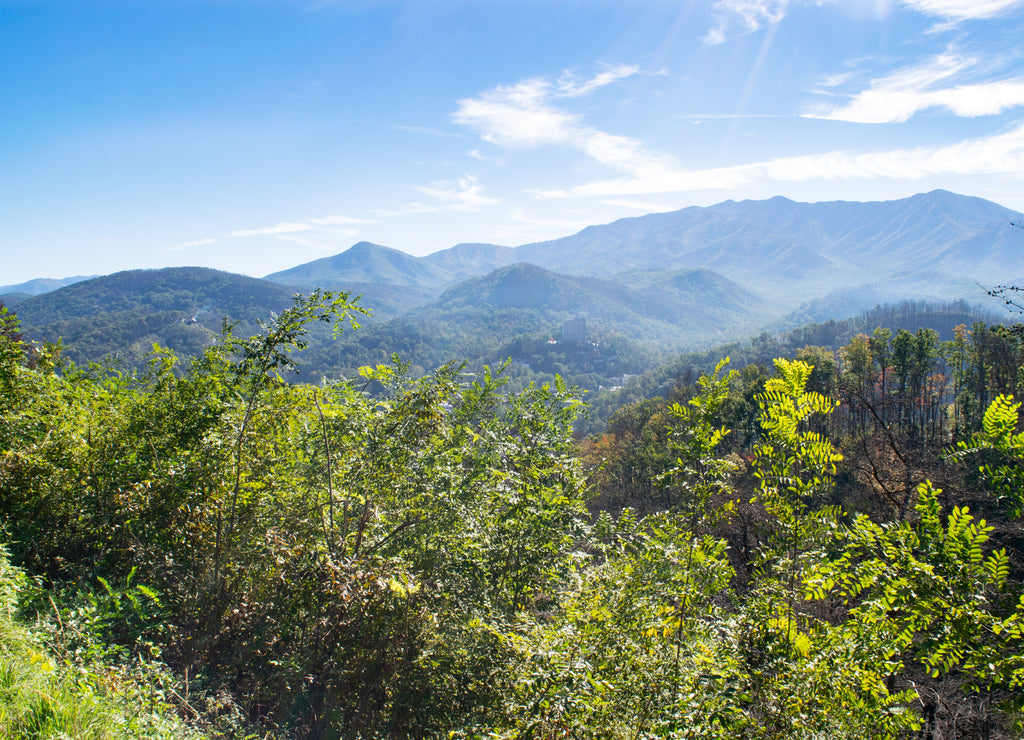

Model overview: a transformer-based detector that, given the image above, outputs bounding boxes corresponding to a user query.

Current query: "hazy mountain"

[512,190,1023,311]
[10,190,1023,379]
[264,241,453,317]
[420,242,518,281]
[0,275,96,297]
[0,293,31,307]
[266,241,451,289]
[260,190,1023,324]
[428,262,768,346]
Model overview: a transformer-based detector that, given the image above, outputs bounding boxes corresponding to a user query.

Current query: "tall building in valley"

[562,317,586,344]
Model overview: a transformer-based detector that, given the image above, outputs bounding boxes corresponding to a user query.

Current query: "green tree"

[870,326,892,404]
[808,480,1021,734]
[753,358,843,600]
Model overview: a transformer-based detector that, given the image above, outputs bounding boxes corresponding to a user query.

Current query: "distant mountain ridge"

[265,241,518,317]
[513,190,1021,291]
[0,275,96,298]
[420,242,519,281]
[261,190,1024,320]
[266,242,450,289]
[11,190,1024,378]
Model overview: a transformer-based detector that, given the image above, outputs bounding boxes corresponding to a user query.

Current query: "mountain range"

[264,189,1023,320]
[6,189,1022,374]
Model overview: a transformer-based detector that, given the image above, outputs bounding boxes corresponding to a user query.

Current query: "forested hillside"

[13,268,297,368]
[10,262,763,392]
[583,299,1002,429]
[2,293,1024,738]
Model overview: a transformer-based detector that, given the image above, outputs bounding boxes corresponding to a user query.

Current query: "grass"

[0,544,205,740]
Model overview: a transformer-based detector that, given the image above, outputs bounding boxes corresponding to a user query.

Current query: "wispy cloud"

[556,64,640,97]
[371,175,500,217]
[483,208,600,244]
[899,0,1024,20]
[704,0,791,44]
[308,214,376,226]
[537,121,1024,198]
[806,51,1024,123]
[817,72,855,89]
[274,233,356,250]
[411,174,499,210]
[274,234,323,249]
[228,222,312,238]
[227,214,374,239]
[371,202,439,218]
[454,72,677,180]
[703,0,1023,44]
[162,237,217,252]
[454,79,577,148]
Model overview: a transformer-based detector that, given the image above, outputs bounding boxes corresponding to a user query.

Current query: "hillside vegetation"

[3,293,1024,738]
[13,268,297,368]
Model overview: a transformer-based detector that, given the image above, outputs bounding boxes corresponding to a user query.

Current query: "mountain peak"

[346,241,401,254]
[265,241,449,291]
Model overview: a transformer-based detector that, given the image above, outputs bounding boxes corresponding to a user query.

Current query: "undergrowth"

[0,542,207,740]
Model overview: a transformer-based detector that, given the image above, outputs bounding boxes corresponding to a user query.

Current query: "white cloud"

[454,75,678,180]
[274,233,355,250]
[164,237,216,252]
[704,0,1023,44]
[226,214,373,239]
[307,214,376,226]
[899,0,1024,19]
[484,208,599,244]
[817,71,855,89]
[704,0,791,44]
[537,121,1024,198]
[274,234,325,249]
[807,51,1024,123]
[556,64,640,97]
[228,222,312,238]
[454,79,578,148]
[371,175,499,218]
[411,174,499,210]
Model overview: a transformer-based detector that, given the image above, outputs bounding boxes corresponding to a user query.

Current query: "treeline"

[585,319,1024,515]
[584,299,1001,430]
[298,311,655,396]
[2,295,1024,737]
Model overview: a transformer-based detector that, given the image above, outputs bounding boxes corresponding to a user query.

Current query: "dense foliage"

[13,268,297,368]
[584,299,999,431]
[2,296,1024,738]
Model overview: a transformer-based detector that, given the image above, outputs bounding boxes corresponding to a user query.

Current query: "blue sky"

[3,0,1024,284]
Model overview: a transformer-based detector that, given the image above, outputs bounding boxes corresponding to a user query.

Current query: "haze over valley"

[4,189,1018,377]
